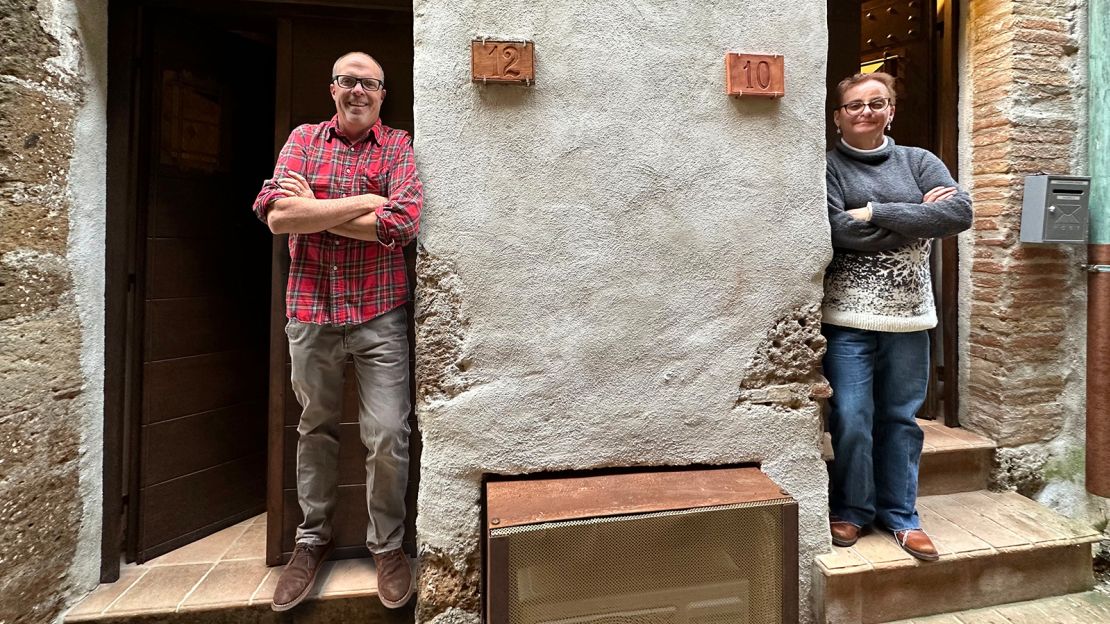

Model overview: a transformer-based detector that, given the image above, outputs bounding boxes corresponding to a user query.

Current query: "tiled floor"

[886,591,1110,623]
[65,514,378,621]
[817,490,1102,575]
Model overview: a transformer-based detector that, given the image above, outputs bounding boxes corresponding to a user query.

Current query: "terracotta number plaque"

[726,53,785,98]
[471,40,535,85]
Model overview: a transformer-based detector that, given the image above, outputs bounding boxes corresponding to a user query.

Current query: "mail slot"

[1019,175,1091,244]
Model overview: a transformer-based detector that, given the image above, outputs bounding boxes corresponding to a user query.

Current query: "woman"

[823,72,972,561]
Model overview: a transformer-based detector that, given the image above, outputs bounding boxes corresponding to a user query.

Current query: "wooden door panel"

[149,173,231,238]
[142,401,267,487]
[140,453,266,557]
[142,350,265,424]
[144,297,252,360]
[145,237,237,300]
[129,10,273,563]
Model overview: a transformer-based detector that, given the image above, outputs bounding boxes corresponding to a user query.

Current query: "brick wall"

[964,0,1086,445]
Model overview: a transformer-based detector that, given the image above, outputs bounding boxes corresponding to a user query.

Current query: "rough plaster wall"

[0,0,106,622]
[412,1,831,621]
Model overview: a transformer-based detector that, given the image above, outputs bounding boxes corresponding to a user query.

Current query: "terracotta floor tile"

[106,563,211,615]
[317,557,378,597]
[222,524,267,561]
[179,559,270,610]
[147,523,249,566]
[250,567,281,606]
[65,566,147,619]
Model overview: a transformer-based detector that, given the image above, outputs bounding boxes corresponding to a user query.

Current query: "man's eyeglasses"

[333,75,385,91]
[836,98,892,114]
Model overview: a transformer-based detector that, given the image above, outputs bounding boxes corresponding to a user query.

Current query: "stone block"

[0,0,62,84]
[0,82,77,187]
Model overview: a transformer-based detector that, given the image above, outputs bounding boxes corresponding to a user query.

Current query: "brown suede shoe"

[372,548,414,608]
[272,541,333,612]
[893,529,939,561]
[830,518,860,547]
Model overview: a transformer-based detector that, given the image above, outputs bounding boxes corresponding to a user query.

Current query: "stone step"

[882,590,1110,623]
[823,420,996,496]
[917,420,995,496]
[816,490,1102,623]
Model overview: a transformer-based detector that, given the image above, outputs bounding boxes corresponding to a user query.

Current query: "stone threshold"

[64,514,388,622]
[818,490,1101,576]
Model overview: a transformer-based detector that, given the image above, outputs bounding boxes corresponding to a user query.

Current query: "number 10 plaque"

[726,53,785,98]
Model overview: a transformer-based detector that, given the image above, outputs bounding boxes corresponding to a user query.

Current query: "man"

[252,51,422,611]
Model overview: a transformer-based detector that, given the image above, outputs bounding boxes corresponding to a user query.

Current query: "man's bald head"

[332,52,384,82]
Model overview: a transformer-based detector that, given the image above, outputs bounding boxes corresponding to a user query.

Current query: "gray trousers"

[286,306,410,553]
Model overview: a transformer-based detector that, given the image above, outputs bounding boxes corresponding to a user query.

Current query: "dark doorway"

[104,0,418,582]
[118,8,274,564]
[826,0,961,426]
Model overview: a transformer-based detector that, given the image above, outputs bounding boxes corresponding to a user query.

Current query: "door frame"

[935,0,961,427]
[102,0,416,583]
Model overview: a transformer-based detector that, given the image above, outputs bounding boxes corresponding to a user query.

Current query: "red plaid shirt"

[253,116,422,325]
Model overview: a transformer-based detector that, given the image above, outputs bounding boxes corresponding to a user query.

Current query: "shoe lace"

[292,542,322,567]
[896,529,928,547]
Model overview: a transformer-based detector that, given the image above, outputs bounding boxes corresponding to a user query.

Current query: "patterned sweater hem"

[821,308,937,333]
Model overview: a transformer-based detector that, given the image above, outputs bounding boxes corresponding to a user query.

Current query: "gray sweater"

[824,137,973,332]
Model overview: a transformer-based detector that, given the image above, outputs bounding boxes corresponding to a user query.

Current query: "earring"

[836,126,841,135]
[886,120,893,132]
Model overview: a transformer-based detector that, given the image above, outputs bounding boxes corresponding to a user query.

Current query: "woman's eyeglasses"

[333,75,385,91]
[836,98,891,114]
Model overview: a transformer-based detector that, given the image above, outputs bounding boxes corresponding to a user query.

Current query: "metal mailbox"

[1020,175,1091,244]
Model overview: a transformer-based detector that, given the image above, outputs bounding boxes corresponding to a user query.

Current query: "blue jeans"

[822,323,929,531]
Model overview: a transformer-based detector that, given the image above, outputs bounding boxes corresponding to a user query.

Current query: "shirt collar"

[325,115,382,147]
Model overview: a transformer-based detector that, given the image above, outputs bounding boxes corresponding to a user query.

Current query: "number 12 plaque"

[472,40,535,86]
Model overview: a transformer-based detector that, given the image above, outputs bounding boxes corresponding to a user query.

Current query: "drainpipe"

[1087,0,1110,496]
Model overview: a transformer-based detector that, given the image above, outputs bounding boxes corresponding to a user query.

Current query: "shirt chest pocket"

[361,165,388,196]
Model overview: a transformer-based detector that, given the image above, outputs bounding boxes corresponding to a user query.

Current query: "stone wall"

[964,0,1088,449]
[0,0,105,621]
[412,1,831,622]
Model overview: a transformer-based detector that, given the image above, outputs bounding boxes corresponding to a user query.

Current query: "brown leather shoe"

[830,518,860,547]
[272,541,333,612]
[372,548,414,608]
[893,529,939,561]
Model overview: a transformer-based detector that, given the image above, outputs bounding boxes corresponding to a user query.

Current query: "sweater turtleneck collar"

[836,135,895,164]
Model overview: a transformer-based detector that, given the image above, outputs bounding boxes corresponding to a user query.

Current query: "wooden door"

[127,11,274,562]
[266,10,419,565]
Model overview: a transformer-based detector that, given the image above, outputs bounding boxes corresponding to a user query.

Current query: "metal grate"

[493,501,788,624]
